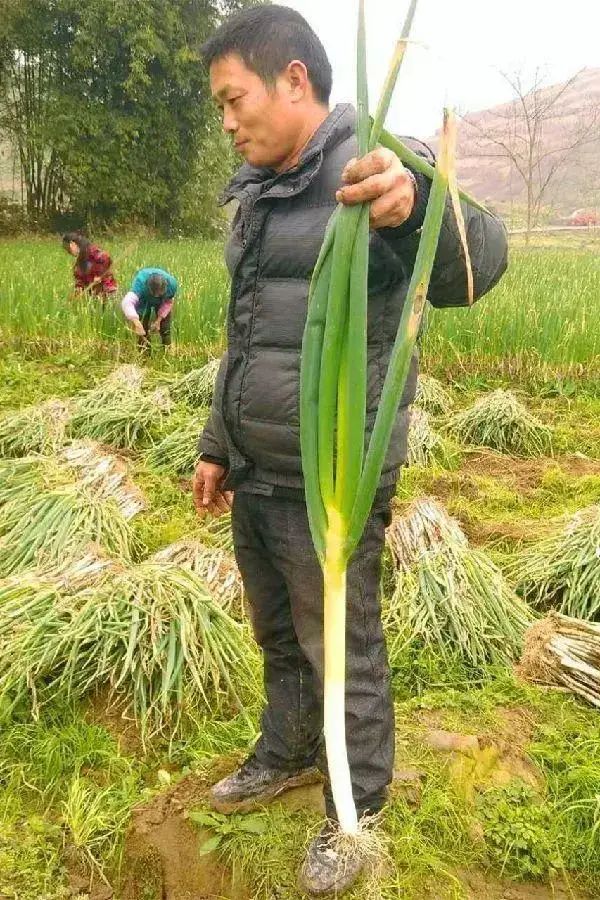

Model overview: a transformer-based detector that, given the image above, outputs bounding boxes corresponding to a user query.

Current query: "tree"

[0,0,71,220]
[461,68,600,237]
[0,0,253,230]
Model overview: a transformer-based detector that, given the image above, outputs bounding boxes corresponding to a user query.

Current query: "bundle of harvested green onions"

[59,441,147,519]
[0,559,259,735]
[518,612,600,708]
[0,485,137,576]
[76,365,146,411]
[386,495,466,567]
[0,554,117,717]
[407,407,454,468]
[384,498,533,667]
[509,504,600,619]
[153,540,244,618]
[414,374,454,415]
[0,446,145,528]
[299,0,483,833]
[146,415,207,476]
[0,398,71,457]
[170,359,221,406]
[70,388,171,449]
[447,389,551,457]
[0,455,69,512]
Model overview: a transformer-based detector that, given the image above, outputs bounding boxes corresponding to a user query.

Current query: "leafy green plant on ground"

[188,808,268,855]
[476,782,562,879]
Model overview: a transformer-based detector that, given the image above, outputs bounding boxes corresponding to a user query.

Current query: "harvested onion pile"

[385,498,532,667]
[518,612,600,708]
[448,389,551,457]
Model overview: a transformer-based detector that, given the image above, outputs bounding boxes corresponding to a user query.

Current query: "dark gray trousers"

[231,490,394,820]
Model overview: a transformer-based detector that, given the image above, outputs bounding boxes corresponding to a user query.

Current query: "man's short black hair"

[201,4,332,105]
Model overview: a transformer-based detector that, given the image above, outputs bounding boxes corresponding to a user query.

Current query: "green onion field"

[1,230,600,899]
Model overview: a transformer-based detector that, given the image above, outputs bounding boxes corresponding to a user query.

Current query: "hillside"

[433,67,600,219]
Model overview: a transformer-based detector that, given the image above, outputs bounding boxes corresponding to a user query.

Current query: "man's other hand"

[193,460,233,518]
[336,148,416,229]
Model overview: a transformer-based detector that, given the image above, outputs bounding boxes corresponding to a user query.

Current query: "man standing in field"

[121,267,177,351]
[193,5,508,894]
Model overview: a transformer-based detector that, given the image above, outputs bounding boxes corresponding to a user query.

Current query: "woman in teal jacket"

[121,267,178,350]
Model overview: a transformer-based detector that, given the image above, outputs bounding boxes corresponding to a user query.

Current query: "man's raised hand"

[336,147,416,230]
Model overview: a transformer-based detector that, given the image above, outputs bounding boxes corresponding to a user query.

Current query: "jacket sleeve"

[198,353,229,465]
[378,138,508,308]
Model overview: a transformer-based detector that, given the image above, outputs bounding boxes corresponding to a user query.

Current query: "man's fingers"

[369,182,415,228]
[205,495,231,518]
[341,148,394,185]
[337,167,399,206]
[192,468,218,510]
[192,471,205,512]
[202,471,219,507]
[213,493,231,515]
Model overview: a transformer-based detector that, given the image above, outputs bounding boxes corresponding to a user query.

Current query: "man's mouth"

[235,140,249,150]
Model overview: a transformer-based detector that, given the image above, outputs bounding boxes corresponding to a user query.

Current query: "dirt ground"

[110,709,593,900]
[423,449,600,546]
[456,870,592,899]
[460,450,600,491]
[120,775,325,900]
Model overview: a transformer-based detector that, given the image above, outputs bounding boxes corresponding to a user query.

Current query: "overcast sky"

[285,0,600,138]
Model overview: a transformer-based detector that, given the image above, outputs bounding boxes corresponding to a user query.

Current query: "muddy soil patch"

[461,517,543,547]
[84,687,143,757]
[121,773,324,900]
[422,726,541,796]
[460,450,600,492]
[457,869,592,899]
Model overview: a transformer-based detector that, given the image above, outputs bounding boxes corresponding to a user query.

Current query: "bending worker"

[62,232,117,302]
[121,267,177,350]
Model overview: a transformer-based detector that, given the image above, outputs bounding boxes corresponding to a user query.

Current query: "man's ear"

[285,59,310,102]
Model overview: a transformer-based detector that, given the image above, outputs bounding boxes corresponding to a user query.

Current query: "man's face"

[210,54,301,169]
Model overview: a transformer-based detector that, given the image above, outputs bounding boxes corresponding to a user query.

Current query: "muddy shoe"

[208,754,321,814]
[298,823,364,896]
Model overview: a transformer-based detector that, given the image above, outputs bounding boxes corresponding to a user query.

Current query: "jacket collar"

[219,103,356,205]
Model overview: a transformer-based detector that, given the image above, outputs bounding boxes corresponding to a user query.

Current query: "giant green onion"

[300,0,473,834]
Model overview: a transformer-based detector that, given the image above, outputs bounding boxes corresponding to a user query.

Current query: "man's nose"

[222,108,238,135]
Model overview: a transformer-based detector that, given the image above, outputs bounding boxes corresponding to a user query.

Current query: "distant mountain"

[429,68,600,219]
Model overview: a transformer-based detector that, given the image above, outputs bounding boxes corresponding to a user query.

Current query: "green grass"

[424,241,600,380]
[1,234,600,381]
[0,237,228,364]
